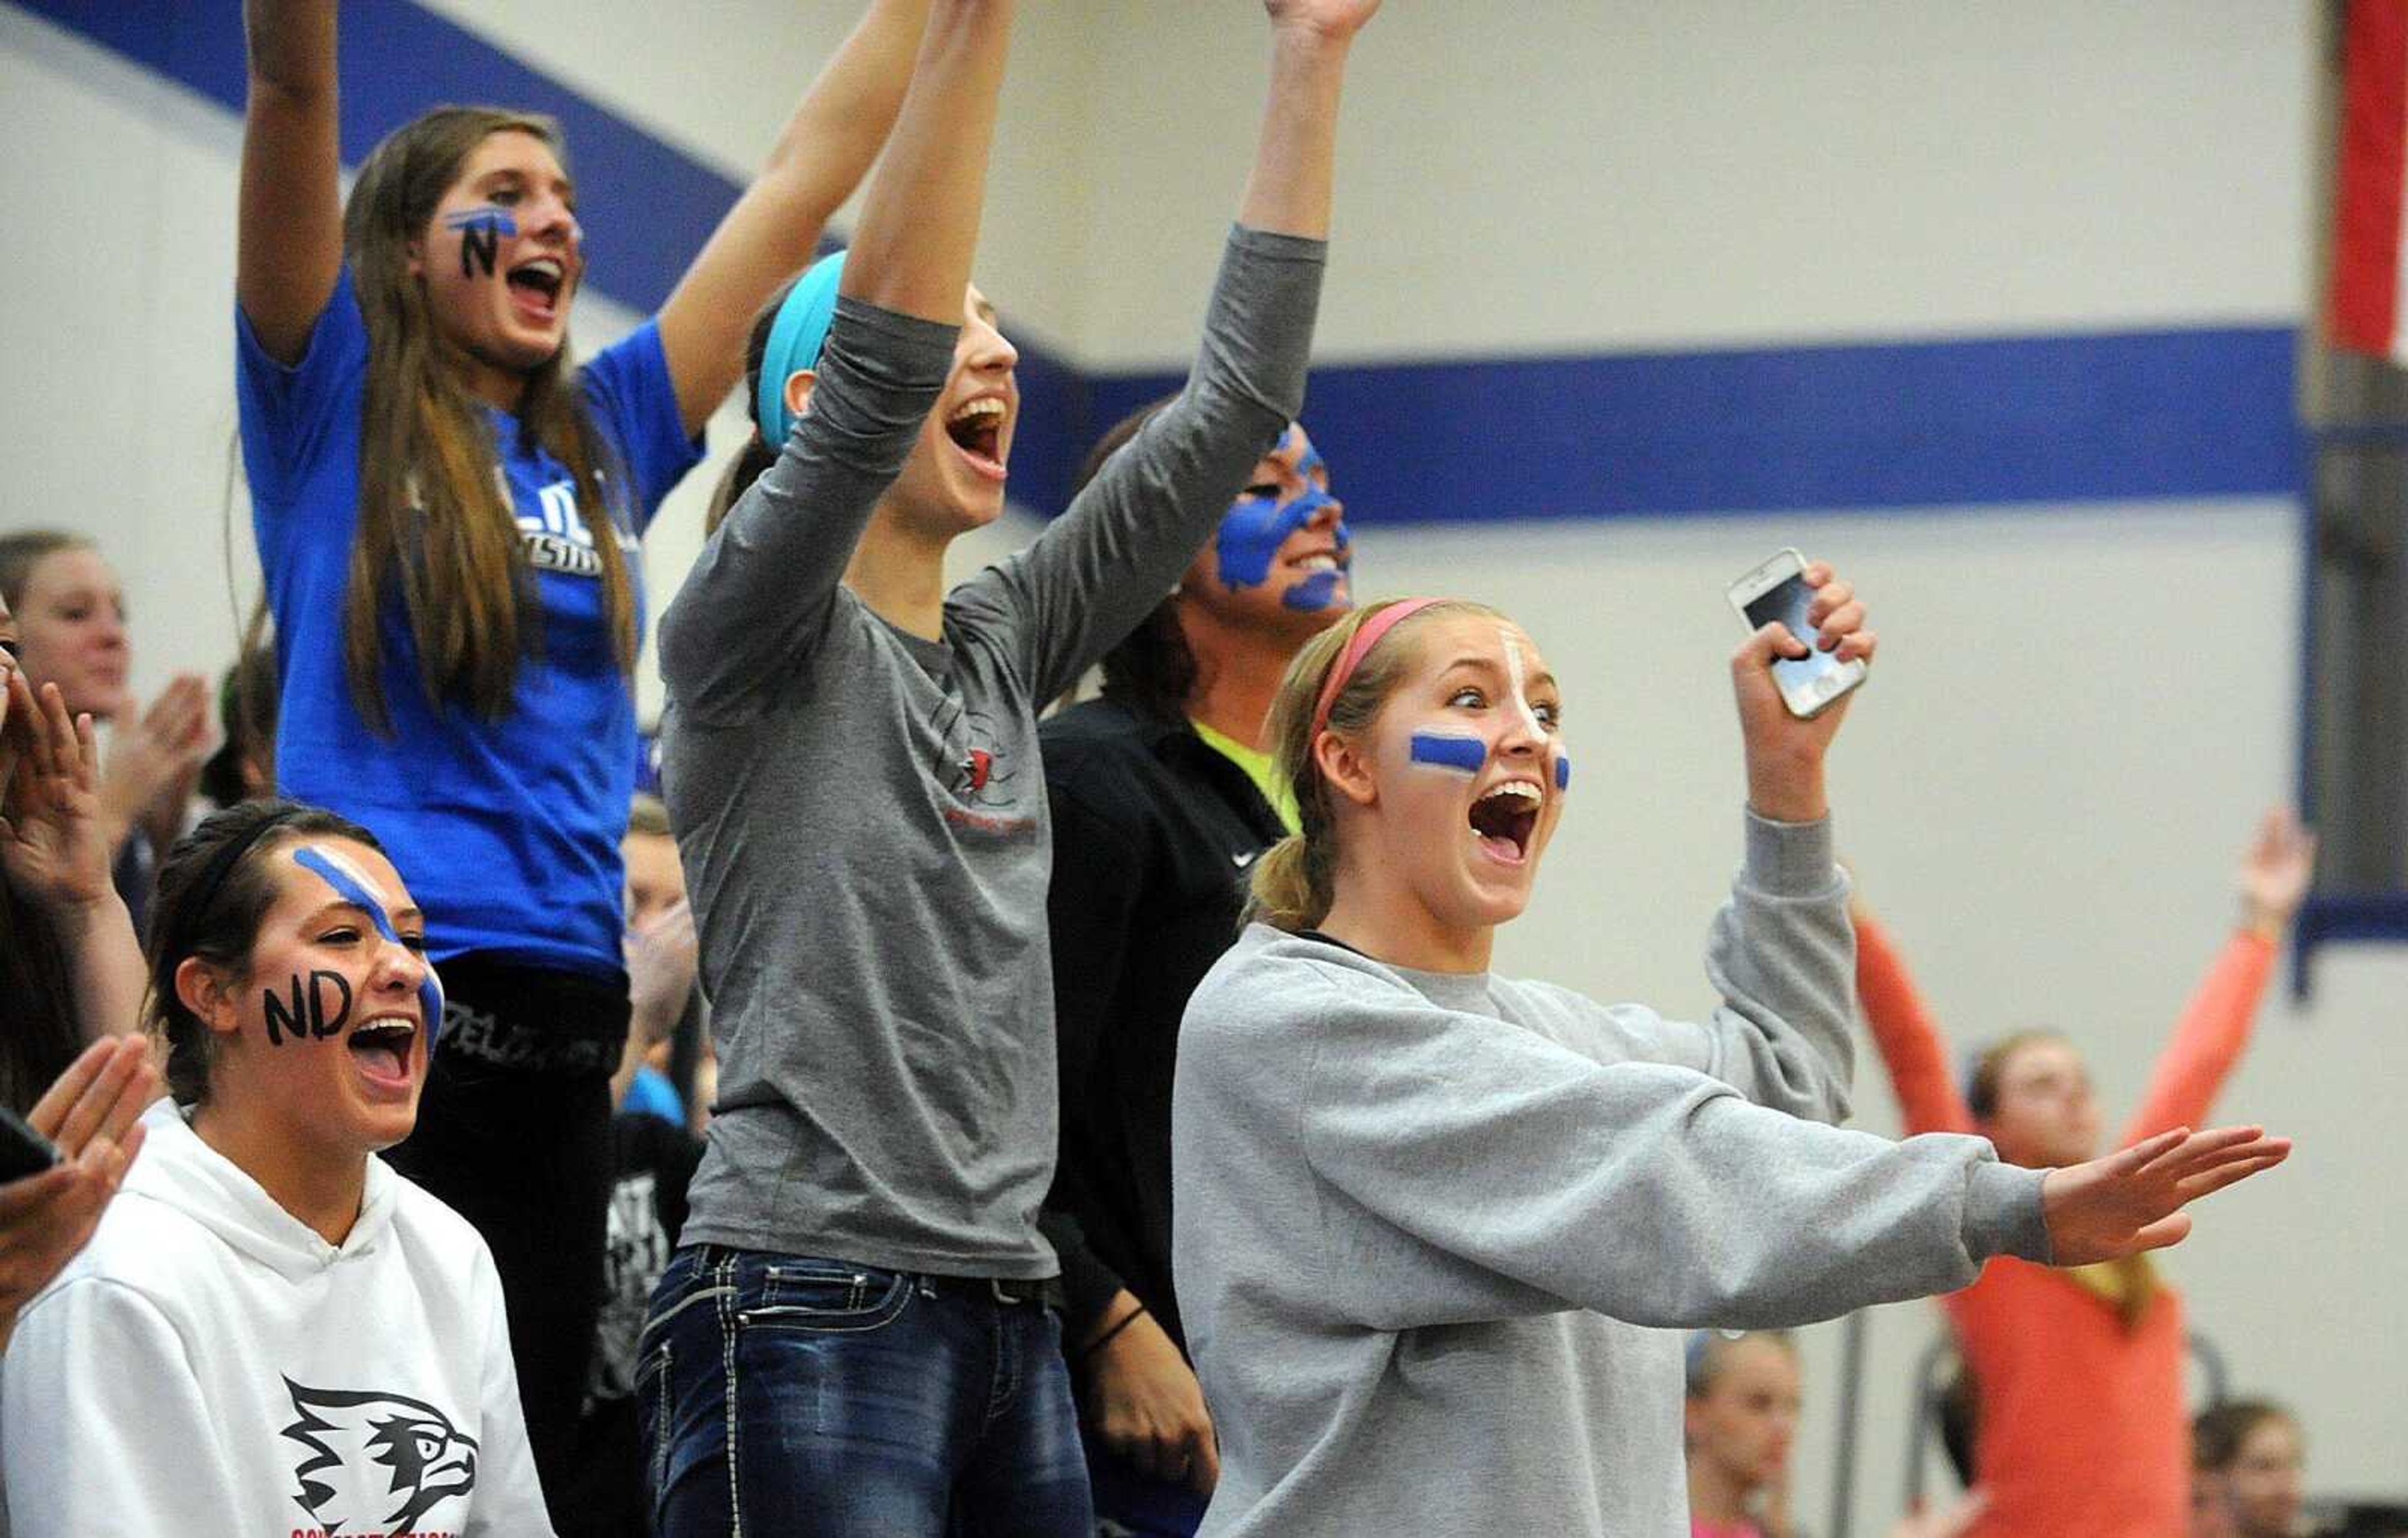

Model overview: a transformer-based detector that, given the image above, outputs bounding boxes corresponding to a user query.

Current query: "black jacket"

[1038,698,1287,1351]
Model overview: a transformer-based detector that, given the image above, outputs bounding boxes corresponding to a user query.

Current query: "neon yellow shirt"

[1189,719,1299,834]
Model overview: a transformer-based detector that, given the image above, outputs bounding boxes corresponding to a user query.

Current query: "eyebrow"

[305,900,427,927]
[477,167,576,198]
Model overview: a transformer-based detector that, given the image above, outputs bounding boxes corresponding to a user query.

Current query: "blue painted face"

[1213,428,1351,611]
[291,846,446,1043]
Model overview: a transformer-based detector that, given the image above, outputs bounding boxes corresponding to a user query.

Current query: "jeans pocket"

[739,1258,914,1334]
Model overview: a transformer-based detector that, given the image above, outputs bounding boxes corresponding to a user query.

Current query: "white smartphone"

[1726,547,1867,719]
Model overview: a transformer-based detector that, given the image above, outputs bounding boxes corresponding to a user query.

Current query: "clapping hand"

[0,1036,157,1337]
[0,674,116,914]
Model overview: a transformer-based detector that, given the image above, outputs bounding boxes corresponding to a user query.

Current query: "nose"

[968,315,1018,374]
[371,935,430,993]
[1304,493,1344,532]
[526,191,579,248]
[94,608,128,649]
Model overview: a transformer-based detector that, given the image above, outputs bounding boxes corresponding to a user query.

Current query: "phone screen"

[1743,571,1849,698]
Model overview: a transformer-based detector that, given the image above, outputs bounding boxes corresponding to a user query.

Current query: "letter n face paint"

[1213,429,1350,611]
[443,205,517,279]
[291,846,446,1043]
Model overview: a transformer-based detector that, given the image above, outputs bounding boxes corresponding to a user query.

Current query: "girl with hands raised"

[1851,805,2315,1537]
[1170,593,2284,1535]
[235,0,936,1496]
[649,0,1370,1527]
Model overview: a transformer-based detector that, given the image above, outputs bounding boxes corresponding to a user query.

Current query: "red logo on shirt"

[965,749,994,793]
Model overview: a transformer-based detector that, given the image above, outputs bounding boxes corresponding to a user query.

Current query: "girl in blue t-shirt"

[232,0,937,1502]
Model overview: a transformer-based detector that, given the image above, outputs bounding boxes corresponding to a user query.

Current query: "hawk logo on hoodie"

[280,1379,478,1534]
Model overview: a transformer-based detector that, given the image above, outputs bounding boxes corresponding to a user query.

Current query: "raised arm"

[961,3,1374,702]
[1852,903,1977,1136]
[656,0,1012,710]
[2121,808,2310,1143]
[653,0,934,434]
[238,0,344,364]
[1615,562,1880,1119]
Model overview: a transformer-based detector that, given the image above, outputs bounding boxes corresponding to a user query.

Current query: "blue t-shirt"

[236,270,703,975]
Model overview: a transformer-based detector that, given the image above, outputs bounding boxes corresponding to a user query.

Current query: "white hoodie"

[1,1101,552,1536]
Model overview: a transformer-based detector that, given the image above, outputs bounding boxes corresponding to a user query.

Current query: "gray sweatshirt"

[1171,814,2049,1535]
[660,226,1326,1277]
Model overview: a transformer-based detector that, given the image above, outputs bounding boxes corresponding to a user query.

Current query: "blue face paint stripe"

[1283,571,1346,613]
[1555,753,1573,791]
[1408,732,1489,774]
[292,848,446,1044]
[1215,485,1347,593]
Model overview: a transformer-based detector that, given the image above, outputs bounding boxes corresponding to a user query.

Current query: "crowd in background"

[0,1,2387,1535]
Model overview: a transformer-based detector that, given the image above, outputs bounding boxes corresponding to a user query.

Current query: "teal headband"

[755,249,848,448]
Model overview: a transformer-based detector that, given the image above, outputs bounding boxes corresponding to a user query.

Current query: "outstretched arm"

[654,0,934,434]
[2122,807,2312,1143]
[237,0,344,364]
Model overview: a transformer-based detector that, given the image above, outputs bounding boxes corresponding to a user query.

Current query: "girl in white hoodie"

[1,799,552,1536]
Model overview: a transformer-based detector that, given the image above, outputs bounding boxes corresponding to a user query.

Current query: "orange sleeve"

[2120,930,2276,1145]
[1854,913,1976,1136]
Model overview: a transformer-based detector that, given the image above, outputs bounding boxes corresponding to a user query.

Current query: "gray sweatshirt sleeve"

[951,226,1326,704]
[657,298,960,718]
[1566,812,1857,1125]
[1285,967,2049,1332]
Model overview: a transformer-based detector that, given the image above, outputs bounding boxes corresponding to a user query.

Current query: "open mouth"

[347,1016,417,1088]
[1467,779,1541,863]
[944,396,1009,479]
[505,257,565,319]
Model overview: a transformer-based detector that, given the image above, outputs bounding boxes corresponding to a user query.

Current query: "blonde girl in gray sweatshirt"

[1170,591,2291,1536]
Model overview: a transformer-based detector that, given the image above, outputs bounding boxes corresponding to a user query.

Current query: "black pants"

[384,955,628,1515]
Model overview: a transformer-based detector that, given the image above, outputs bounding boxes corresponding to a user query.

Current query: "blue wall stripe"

[1090,325,2303,522]
[17,0,2305,522]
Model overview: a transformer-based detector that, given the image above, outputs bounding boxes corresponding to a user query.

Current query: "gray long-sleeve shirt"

[660,226,1326,1277]
[1171,814,2049,1535]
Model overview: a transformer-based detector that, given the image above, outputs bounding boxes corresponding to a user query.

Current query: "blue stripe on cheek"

[1408,732,1488,774]
[292,849,448,1045]
[1282,571,1346,612]
[1555,752,1572,791]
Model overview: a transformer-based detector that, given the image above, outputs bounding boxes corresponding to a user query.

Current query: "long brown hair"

[1247,598,1502,931]
[341,107,635,733]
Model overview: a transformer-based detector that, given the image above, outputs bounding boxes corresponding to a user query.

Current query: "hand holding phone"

[1726,547,1869,719]
[0,1107,60,1184]
[1724,549,1877,823]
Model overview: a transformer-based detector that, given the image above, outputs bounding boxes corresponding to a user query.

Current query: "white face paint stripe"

[1502,629,1547,740]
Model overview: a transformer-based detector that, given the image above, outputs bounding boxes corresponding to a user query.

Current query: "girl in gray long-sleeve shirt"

[641,1,1388,1529]
[1171,594,2291,1536]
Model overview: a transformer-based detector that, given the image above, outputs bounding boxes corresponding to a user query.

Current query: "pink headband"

[1309,597,1442,739]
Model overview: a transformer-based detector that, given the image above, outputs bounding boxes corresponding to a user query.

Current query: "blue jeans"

[637,1245,1094,1536]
